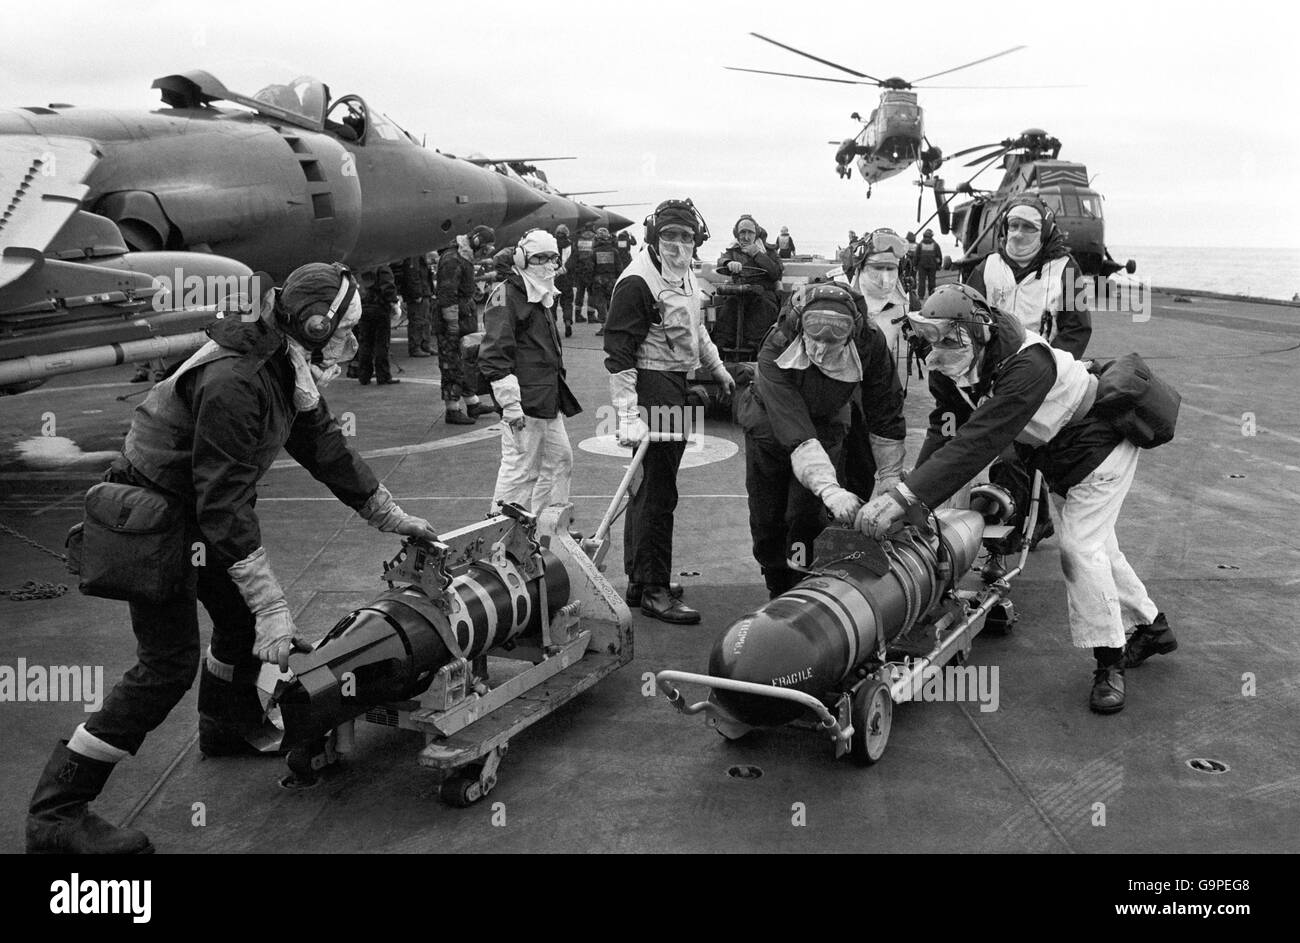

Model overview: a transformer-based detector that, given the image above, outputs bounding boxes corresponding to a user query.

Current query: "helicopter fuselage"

[836,90,924,187]
[947,157,1126,277]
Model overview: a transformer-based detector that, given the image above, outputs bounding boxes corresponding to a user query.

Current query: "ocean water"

[789,243,1300,301]
[1108,246,1300,301]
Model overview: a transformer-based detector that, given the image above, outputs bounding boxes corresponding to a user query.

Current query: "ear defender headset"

[996,195,1056,244]
[512,229,544,270]
[644,198,710,247]
[787,282,865,341]
[285,263,358,350]
[467,224,496,254]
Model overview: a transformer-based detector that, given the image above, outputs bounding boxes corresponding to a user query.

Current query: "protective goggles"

[850,229,908,266]
[526,252,560,265]
[802,309,855,343]
[659,228,697,246]
[906,311,982,348]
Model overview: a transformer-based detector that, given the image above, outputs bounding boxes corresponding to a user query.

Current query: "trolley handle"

[591,434,692,547]
[655,670,844,737]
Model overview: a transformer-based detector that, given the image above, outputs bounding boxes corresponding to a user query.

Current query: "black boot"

[640,585,701,625]
[1090,648,1126,714]
[27,741,153,854]
[1122,613,1177,667]
[625,581,683,606]
[198,661,283,757]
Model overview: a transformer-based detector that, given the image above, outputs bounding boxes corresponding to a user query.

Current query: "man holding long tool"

[603,199,735,624]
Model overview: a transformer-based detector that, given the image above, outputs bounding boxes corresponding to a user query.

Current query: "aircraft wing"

[0,135,100,289]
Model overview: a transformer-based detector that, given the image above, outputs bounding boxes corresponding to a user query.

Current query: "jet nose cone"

[604,210,633,233]
[576,203,601,227]
[501,176,549,225]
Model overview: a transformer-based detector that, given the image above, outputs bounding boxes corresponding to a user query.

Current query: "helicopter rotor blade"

[916,185,962,234]
[964,151,1007,186]
[911,83,1085,89]
[965,148,1009,167]
[919,149,1005,232]
[724,66,873,86]
[747,32,886,83]
[947,142,1005,160]
[909,45,1027,84]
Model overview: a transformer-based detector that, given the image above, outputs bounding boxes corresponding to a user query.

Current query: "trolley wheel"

[285,740,327,783]
[713,721,752,742]
[984,601,1017,636]
[849,680,893,766]
[440,774,485,808]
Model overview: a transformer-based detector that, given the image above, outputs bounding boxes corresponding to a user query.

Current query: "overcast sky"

[5,0,1295,253]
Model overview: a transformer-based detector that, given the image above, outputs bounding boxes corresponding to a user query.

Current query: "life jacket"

[916,240,943,269]
[593,236,619,275]
[122,323,284,496]
[1009,332,1095,447]
[776,234,792,252]
[980,254,1070,340]
[615,247,719,374]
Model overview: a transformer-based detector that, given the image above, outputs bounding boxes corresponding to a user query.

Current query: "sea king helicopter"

[919,128,1136,278]
[726,33,1065,196]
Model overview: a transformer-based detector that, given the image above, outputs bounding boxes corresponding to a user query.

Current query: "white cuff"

[869,433,906,482]
[69,723,129,763]
[609,368,638,413]
[790,438,839,498]
[490,375,521,411]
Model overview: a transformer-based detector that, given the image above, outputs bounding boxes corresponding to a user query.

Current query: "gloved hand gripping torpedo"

[27,263,437,855]
[860,284,1175,712]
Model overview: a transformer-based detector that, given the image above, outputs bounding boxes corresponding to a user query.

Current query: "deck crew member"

[714,214,783,359]
[855,284,1175,714]
[480,230,581,514]
[739,282,906,598]
[26,264,438,854]
[436,224,497,424]
[603,199,735,623]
